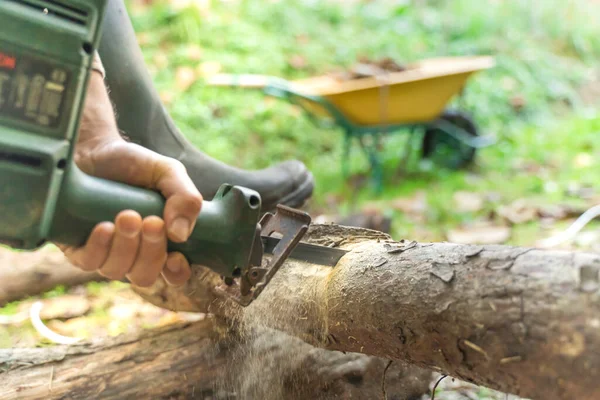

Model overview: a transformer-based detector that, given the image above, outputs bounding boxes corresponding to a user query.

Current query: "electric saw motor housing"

[0,0,110,250]
[0,0,313,306]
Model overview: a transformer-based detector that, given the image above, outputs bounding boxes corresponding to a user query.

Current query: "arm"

[56,53,203,287]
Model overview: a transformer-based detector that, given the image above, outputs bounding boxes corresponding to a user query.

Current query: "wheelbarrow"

[207,56,497,193]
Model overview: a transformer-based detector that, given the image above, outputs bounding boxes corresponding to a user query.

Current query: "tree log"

[0,246,102,306]
[0,317,431,399]
[134,224,600,400]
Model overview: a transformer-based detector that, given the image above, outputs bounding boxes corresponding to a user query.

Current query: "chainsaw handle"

[48,163,262,278]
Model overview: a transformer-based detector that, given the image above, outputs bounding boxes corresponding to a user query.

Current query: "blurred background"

[2,1,600,398]
[126,0,600,247]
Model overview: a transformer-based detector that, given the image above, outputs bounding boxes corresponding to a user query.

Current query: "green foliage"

[0,300,19,316]
[124,0,600,243]
[41,285,66,299]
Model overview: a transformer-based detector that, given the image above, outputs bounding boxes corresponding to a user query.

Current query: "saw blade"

[261,236,347,266]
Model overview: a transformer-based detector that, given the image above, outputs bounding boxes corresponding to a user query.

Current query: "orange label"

[0,53,16,70]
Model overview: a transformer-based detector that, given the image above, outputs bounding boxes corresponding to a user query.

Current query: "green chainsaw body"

[0,0,265,298]
[0,0,332,306]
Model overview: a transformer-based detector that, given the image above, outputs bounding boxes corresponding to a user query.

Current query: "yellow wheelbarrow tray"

[207,55,497,192]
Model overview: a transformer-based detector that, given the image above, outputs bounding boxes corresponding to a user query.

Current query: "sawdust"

[210,225,430,399]
[215,259,331,399]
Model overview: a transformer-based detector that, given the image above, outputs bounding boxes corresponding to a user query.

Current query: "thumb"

[153,157,203,242]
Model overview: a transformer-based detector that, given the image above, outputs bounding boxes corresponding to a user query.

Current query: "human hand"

[57,71,202,287]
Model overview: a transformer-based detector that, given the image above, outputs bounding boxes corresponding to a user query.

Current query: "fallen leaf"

[175,66,197,91]
[484,192,502,203]
[510,95,526,111]
[196,61,222,78]
[210,104,225,118]
[501,77,517,91]
[447,225,511,245]
[289,104,303,117]
[263,97,277,108]
[153,52,169,69]
[453,191,484,213]
[160,91,175,105]
[288,54,307,70]
[295,34,310,45]
[544,181,560,194]
[186,44,203,61]
[574,152,594,168]
[566,183,596,199]
[391,191,427,215]
[136,32,152,46]
[497,199,537,224]
[538,204,585,220]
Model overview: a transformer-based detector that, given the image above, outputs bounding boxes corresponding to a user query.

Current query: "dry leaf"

[295,34,310,45]
[538,204,583,220]
[186,44,203,61]
[497,199,538,224]
[510,95,526,111]
[566,183,595,199]
[197,61,222,78]
[447,225,511,245]
[501,77,517,91]
[160,91,175,105]
[136,32,151,46]
[175,66,197,91]
[153,52,169,69]
[289,104,303,117]
[391,191,427,215]
[453,191,484,213]
[574,153,594,168]
[544,181,560,194]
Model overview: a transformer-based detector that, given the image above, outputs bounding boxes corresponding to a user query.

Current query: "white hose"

[537,204,600,248]
[29,301,83,345]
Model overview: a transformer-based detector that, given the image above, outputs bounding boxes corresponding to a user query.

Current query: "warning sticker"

[0,50,70,129]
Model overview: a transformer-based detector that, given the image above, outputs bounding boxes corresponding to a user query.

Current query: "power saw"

[0,0,347,306]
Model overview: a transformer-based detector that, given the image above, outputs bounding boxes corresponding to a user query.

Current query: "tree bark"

[134,224,600,400]
[0,246,102,306]
[0,317,431,400]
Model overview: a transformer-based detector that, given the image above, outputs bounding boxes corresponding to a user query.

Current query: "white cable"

[537,204,600,248]
[29,301,83,345]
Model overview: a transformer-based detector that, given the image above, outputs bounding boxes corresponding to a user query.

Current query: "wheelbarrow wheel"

[421,111,478,169]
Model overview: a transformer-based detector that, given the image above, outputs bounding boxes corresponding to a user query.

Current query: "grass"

[125,0,600,245]
[1,2,600,396]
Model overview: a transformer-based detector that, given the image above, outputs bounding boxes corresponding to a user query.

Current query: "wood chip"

[431,263,455,283]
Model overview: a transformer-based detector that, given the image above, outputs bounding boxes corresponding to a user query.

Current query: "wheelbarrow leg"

[358,135,384,194]
[341,130,352,178]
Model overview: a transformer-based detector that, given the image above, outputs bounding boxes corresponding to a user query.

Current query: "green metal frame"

[263,80,496,193]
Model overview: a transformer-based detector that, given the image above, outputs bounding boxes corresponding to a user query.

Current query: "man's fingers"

[127,216,168,287]
[162,252,192,286]
[65,222,114,271]
[97,210,141,280]
[154,159,202,242]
